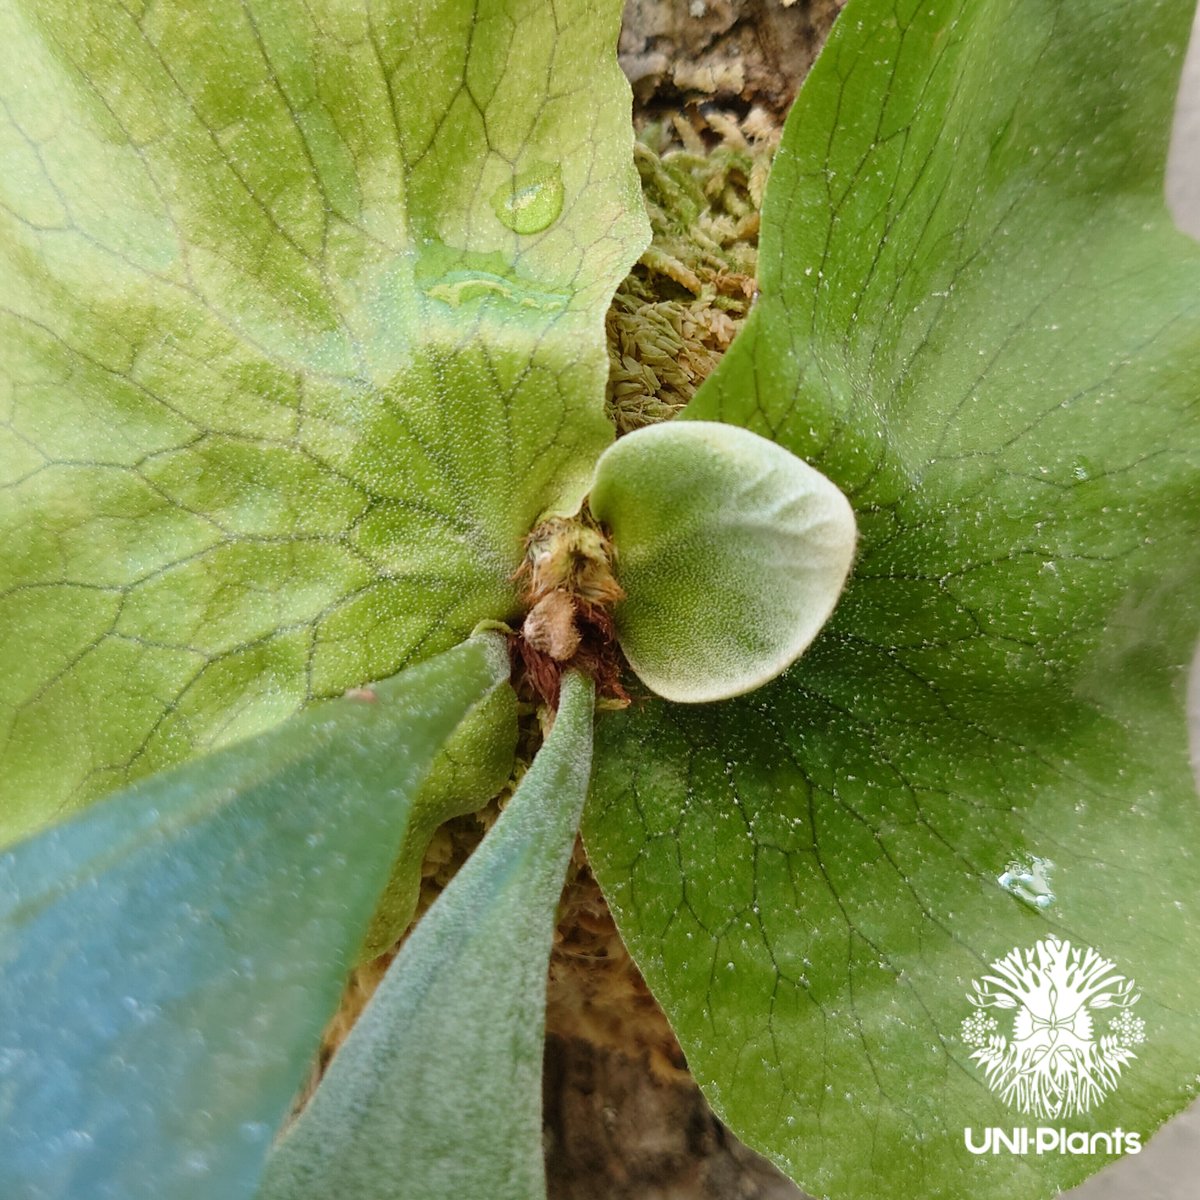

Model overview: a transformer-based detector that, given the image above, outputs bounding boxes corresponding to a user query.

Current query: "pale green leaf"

[0,633,510,1200]
[584,2,1200,1198]
[0,0,647,843]
[260,672,596,1200]
[589,420,856,702]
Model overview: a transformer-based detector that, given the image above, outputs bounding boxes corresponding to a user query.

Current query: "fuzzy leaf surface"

[260,672,596,1200]
[584,2,1200,1197]
[0,633,510,1200]
[0,0,646,843]
[590,421,856,703]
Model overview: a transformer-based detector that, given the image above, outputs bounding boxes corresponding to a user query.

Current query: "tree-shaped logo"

[960,936,1146,1119]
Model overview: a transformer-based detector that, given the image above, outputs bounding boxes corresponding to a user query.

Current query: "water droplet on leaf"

[491,163,564,234]
[997,853,1056,910]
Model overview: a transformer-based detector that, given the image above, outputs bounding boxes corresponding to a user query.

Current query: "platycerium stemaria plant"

[0,1,1198,1199]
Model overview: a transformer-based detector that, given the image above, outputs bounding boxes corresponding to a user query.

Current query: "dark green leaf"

[584,2,1200,1197]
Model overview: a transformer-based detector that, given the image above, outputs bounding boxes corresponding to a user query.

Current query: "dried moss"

[606,108,779,433]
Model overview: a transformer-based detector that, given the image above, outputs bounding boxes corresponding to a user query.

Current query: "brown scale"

[509,514,632,709]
